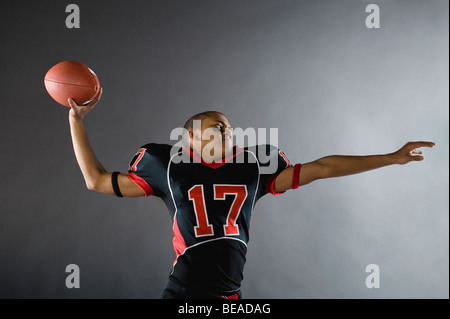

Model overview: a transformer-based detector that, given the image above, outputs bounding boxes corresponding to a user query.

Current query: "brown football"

[44,61,100,107]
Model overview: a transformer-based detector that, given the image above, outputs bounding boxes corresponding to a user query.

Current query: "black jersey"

[128,143,292,294]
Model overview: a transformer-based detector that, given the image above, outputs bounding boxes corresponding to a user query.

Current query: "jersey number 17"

[188,185,248,238]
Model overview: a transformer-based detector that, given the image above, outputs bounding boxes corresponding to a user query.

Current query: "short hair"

[182,111,225,147]
[183,111,225,131]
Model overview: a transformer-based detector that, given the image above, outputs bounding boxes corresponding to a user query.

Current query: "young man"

[68,89,435,299]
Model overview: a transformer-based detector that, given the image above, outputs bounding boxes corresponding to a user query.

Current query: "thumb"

[409,155,424,162]
[67,98,78,108]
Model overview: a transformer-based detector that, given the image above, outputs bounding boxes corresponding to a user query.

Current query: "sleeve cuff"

[128,172,154,197]
[265,173,286,196]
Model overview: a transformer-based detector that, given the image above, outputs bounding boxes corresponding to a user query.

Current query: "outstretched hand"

[68,87,103,120]
[392,141,435,165]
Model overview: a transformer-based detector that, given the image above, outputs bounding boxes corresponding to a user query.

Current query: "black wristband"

[111,171,123,197]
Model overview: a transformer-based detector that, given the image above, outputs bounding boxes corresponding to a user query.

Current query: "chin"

[202,140,233,161]
[223,145,233,157]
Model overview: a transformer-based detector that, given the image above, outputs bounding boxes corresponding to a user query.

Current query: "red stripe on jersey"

[130,148,147,171]
[128,172,154,197]
[172,214,187,266]
[265,172,286,196]
[182,146,244,169]
[278,150,291,167]
[292,163,302,189]
[212,293,240,299]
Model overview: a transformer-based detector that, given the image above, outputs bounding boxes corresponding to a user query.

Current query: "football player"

[68,89,435,298]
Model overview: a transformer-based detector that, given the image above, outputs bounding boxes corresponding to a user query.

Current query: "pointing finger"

[409,141,435,148]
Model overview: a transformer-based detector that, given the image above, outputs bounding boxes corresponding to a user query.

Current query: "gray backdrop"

[0,0,448,298]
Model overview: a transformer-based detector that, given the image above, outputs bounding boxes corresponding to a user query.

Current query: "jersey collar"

[182,145,244,169]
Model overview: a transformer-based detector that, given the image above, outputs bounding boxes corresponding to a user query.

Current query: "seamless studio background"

[0,0,448,298]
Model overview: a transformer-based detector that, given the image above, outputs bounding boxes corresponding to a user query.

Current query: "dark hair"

[182,111,225,148]
[183,111,225,131]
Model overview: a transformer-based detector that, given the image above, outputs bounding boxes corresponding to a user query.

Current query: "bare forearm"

[69,114,107,189]
[274,141,434,192]
[317,153,396,179]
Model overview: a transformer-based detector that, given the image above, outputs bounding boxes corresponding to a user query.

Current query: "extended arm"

[273,141,435,192]
[68,89,145,197]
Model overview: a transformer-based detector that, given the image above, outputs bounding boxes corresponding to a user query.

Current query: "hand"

[391,141,435,165]
[68,88,103,121]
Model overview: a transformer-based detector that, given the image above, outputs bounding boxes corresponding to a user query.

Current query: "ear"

[189,129,196,149]
[191,129,202,141]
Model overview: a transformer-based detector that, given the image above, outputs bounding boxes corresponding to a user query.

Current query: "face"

[189,113,233,161]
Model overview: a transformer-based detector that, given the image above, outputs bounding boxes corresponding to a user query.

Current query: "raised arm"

[68,89,145,197]
[273,141,435,192]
